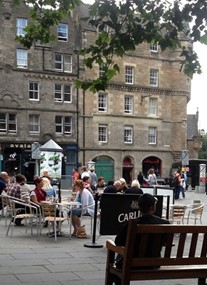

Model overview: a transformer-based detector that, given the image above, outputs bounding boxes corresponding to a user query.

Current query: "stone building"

[78,4,191,183]
[0,1,193,183]
[0,0,80,181]
[187,110,203,159]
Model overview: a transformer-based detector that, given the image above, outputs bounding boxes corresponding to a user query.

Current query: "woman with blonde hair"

[125,180,143,194]
[145,168,157,186]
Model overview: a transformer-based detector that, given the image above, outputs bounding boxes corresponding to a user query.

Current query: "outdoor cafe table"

[41,200,81,238]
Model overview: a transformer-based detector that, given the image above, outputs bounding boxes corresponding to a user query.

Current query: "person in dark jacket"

[125,179,143,195]
[137,171,144,186]
[112,193,170,285]
[104,180,122,193]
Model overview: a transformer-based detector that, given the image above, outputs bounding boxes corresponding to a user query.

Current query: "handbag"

[76,225,87,238]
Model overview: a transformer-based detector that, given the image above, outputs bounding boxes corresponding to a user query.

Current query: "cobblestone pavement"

[0,190,206,285]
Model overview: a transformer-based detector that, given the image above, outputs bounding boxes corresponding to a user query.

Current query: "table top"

[58,201,81,206]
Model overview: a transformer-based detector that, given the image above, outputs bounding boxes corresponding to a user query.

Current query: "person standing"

[72,168,80,184]
[145,168,157,186]
[42,169,52,182]
[174,170,185,200]
[88,166,97,192]
[81,166,90,179]
[137,171,144,186]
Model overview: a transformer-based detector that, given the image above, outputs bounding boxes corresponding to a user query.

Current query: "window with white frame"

[149,97,158,116]
[55,116,72,135]
[148,126,157,144]
[17,49,27,68]
[150,69,158,86]
[0,113,17,134]
[58,23,68,41]
[29,114,40,134]
[125,66,134,84]
[124,95,133,113]
[98,93,107,112]
[99,63,106,78]
[124,126,133,144]
[55,84,72,102]
[16,18,27,36]
[29,82,39,101]
[150,43,158,52]
[98,124,107,143]
[55,53,72,73]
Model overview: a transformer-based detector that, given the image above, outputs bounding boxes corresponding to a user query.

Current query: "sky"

[82,0,207,131]
[188,43,207,131]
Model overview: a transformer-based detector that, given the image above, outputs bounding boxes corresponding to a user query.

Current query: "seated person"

[125,179,143,195]
[95,177,106,193]
[119,178,128,193]
[30,176,47,205]
[21,175,31,198]
[113,193,170,285]
[104,180,122,193]
[7,173,26,226]
[42,176,56,198]
[71,179,95,237]
[82,176,93,194]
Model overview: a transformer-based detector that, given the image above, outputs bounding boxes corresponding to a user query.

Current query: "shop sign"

[9,143,31,149]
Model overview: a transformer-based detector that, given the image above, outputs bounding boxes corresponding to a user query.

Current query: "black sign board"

[100,194,164,235]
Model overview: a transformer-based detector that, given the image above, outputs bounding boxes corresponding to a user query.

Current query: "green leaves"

[14,0,207,91]
[14,0,82,48]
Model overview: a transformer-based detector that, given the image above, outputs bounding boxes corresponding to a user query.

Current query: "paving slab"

[0,190,206,285]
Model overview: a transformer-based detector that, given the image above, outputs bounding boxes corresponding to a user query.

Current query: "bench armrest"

[106,240,125,256]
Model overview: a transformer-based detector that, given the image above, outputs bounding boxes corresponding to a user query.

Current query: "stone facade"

[78,21,191,182]
[0,0,80,181]
[0,1,193,183]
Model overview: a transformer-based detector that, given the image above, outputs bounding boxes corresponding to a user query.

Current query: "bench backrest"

[123,220,207,269]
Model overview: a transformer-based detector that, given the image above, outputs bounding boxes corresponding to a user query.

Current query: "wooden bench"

[105,219,207,285]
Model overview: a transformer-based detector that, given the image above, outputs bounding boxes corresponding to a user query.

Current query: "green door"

[94,156,114,183]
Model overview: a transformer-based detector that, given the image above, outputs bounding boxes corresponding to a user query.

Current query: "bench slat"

[105,221,207,285]
[189,233,198,257]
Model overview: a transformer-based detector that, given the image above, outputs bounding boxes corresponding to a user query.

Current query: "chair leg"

[54,221,57,242]
[6,217,13,236]
[198,278,206,285]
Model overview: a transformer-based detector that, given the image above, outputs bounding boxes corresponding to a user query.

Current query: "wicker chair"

[41,202,68,242]
[184,203,204,224]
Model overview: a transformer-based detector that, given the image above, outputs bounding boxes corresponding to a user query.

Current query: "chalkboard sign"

[100,194,164,235]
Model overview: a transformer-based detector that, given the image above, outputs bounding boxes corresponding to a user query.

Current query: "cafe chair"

[41,202,68,242]
[6,199,41,239]
[184,203,204,224]
[0,195,13,226]
[170,204,187,224]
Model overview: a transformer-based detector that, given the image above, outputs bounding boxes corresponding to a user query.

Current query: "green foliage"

[14,0,82,47]
[14,0,207,92]
[199,134,207,159]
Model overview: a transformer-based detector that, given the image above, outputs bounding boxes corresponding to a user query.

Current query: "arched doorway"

[142,156,162,177]
[93,156,114,183]
[122,157,134,185]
